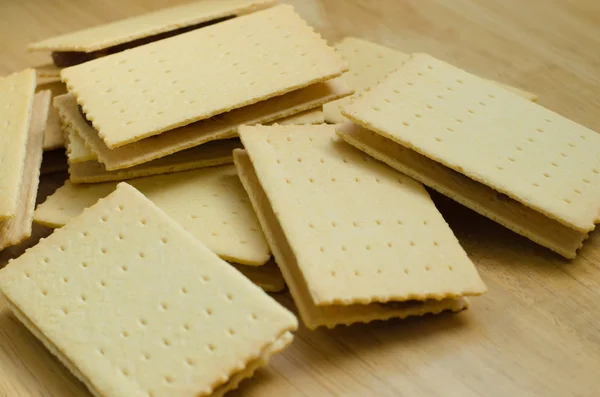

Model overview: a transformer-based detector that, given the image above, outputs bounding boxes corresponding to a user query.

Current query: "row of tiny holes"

[29,238,259,387]
[330,263,453,277]
[268,143,406,185]
[371,83,599,195]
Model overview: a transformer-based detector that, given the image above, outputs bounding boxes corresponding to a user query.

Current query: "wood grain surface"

[1,1,600,396]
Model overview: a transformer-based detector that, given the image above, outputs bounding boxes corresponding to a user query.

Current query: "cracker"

[30,0,277,53]
[56,79,350,170]
[35,166,270,266]
[0,183,297,397]
[343,53,600,233]
[61,5,347,148]
[0,69,37,221]
[235,125,484,328]
[64,123,96,163]
[69,139,240,184]
[324,37,410,123]
[41,149,68,175]
[233,261,286,293]
[0,91,51,250]
[37,81,67,150]
[337,123,587,258]
[324,38,537,123]
[276,107,324,125]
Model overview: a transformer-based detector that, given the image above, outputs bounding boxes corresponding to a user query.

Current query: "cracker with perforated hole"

[0,69,37,221]
[235,124,484,328]
[1,90,51,250]
[37,81,67,150]
[56,79,350,170]
[343,53,600,241]
[36,166,270,265]
[30,0,277,54]
[337,123,587,258]
[61,5,347,149]
[324,38,537,123]
[69,139,241,184]
[0,182,297,397]
[276,107,324,125]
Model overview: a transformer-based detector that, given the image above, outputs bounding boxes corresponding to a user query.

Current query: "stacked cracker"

[7,3,596,397]
[47,3,349,183]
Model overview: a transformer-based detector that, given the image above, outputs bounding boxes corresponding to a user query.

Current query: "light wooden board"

[1,1,600,396]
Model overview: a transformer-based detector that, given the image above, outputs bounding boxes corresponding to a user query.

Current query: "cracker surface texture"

[343,53,600,232]
[61,5,347,148]
[276,107,324,125]
[29,0,277,52]
[0,183,297,397]
[235,124,484,327]
[0,69,37,221]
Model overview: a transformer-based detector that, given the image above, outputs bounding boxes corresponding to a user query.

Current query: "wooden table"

[1,1,600,396]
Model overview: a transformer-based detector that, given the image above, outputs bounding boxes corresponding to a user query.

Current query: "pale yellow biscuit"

[0,69,37,221]
[56,79,350,170]
[235,124,484,328]
[343,53,600,233]
[337,123,587,258]
[63,123,96,164]
[30,0,278,52]
[0,91,51,249]
[36,166,270,266]
[325,38,537,123]
[61,5,347,148]
[68,139,240,184]
[0,183,297,397]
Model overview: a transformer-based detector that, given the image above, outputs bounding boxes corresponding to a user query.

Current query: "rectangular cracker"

[30,0,277,52]
[55,79,350,170]
[0,182,297,397]
[35,64,61,85]
[343,53,600,233]
[235,125,484,328]
[337,123,587,258]
[324,37,537,123]
[69,139,241,184]
[61,5,347,148]
[0,91,51,250]
[35,166,271,266]
[276,107,324,125]
[37,81,67,150]
[0,69,37,221]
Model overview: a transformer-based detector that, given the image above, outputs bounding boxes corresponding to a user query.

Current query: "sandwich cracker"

[61,5,347,148]
[56,79,350,170]
[235,125,485,328]
[343,53,600,233]
[0,183,297,397]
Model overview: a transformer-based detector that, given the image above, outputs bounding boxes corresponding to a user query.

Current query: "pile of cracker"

[1,1,598,396]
